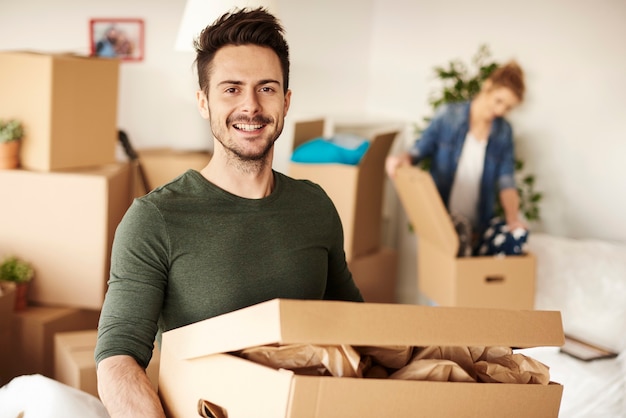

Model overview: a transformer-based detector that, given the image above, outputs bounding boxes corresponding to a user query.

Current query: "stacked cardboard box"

[132,147,212,196]
[0,163,132,309]
[0,284,16,385]
[159,298,565,418]
[0,51,129,386]
[288,118,399,303]
[393,166,536,309]
[10,307,101,379]
[0,51,119,171]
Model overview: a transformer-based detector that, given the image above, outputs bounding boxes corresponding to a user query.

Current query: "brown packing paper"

[390,358,475,382]
[414,346,481,380]
[409,345,513,381]
[237,344,550,385]
[239,344,362,378]
[475,353,550,384]
[356,345,414,369]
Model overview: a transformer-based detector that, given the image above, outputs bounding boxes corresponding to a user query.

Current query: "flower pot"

[13,282,29,311]
[0,140,20,169]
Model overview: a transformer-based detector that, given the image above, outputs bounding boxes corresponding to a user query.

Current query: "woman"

[386,61,527,256]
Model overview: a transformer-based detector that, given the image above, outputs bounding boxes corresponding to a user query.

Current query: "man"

[94,8,363,417]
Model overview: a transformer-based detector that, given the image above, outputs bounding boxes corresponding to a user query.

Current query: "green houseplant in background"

[415,44,542,223]
[0,255,35,311]
[0,119,24,169]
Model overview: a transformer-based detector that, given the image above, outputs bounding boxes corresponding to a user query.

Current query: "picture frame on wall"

[90,18,144,62]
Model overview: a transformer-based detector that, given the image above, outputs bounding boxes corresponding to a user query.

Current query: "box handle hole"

[485,275,505,284]
[198,399,228,418]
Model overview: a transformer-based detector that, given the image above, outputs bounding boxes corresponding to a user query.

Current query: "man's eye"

[260,86,275,93]
[225,87,238,94]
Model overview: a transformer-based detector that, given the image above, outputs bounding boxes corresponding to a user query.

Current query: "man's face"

[197,44,291,163]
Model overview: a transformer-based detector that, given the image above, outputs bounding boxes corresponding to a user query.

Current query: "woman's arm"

[97,355,166,418]
[385,152,412,178]
[386,105,448,178]
[499,188,526,231]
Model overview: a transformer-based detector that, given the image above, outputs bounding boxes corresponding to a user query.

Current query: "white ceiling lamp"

[174,0,280,52]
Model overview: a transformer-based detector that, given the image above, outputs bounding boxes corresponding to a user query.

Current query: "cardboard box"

[348,247,398,303]
[133,148,212,195]
[10,306,100,379]
[0,283,16,385]
[393,166,536,309]
[0,162,132,309]
[288,119,398,260]
[0,51,119,171]
[54,329,160,398]
[159,299,564,418]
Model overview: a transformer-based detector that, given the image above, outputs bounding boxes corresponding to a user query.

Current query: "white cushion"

[528,233,626,352]
[0,374,110,418]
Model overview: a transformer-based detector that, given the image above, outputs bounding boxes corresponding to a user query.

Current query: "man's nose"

[240,90,261,113]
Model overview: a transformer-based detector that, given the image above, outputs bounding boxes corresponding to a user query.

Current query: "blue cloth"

[291,133,370,165]
[409,101,516,236]
[477,217,528,256]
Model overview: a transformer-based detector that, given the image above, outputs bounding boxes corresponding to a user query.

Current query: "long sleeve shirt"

[95,169,363,368]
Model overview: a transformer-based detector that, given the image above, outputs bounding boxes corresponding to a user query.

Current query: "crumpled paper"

[239,344,362,377]
[475,353,550,384]
[236,344,550,384]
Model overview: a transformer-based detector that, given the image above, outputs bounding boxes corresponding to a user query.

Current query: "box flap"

[292,119,325,151]
[162,299,564,361]
[393,166,458,256]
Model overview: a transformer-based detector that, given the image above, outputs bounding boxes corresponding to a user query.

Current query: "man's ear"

[283,89,292,117]
[196,90,210,119]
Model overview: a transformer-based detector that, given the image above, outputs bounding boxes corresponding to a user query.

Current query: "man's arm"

[97,355,166,418]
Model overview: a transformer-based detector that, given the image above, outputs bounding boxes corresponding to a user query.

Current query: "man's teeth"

[234,124,263,131]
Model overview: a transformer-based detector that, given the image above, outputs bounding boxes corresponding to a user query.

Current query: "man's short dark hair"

[194,7,290,95]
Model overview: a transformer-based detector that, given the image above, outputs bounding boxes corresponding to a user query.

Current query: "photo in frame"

[90,18,144,61]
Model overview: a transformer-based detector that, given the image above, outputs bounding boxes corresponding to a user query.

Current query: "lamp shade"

[175,0,279,52]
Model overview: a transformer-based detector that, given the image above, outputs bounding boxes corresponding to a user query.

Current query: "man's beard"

[212,114,283,172]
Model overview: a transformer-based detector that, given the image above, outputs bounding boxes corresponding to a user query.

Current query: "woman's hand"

[385,153,412,178]
[506,217,527,232]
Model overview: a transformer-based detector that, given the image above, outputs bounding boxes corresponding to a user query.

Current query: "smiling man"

[94,8,363,418]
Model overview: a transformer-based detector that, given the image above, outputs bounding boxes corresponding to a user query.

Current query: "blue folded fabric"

[477,217,529,256]
[291,133,370,165]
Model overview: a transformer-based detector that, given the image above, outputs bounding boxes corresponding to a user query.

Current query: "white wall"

[368,0,626,243]
[1,0,625,303]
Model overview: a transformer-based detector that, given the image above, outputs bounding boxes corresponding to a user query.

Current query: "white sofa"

[521,233,626,418]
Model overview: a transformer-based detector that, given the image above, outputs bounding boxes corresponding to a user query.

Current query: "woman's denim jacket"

[409,101,516,235]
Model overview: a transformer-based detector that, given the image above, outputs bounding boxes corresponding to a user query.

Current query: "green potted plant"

[0,118,25,169]
[0,255,35,311]
[415,45,542,223]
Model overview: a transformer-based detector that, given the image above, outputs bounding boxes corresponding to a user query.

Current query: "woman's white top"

[448,132,487,227]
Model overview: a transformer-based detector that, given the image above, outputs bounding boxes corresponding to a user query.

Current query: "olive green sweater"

[95,170,363,368]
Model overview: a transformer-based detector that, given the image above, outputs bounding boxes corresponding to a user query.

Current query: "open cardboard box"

[393,166,536,310]
[159,299,564,418]
[347,247,398,303]
[288,119,397,260]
